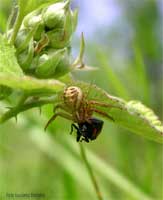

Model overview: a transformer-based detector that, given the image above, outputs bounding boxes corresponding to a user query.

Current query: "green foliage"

[0,32,162,142]
[0,0,162,200]
[0,34,23,76]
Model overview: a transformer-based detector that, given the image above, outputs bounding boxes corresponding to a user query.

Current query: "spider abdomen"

[63,86,83,110]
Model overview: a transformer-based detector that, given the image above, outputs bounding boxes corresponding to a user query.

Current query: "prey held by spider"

[45,86,117,142]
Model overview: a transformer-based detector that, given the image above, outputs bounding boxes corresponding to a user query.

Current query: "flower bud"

[54,51,71,78]
[17,39,34,71]
[23,10,42,28]
[35,48,67,78]
[23,11,44,41]
[46,8,78,49]
[15,29,28,49]
[47,28,70,49]
[11,0,78,79]
[33,22,45,41]
[43,1,69,29]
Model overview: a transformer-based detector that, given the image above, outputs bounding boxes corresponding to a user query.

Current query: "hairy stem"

[0,97,56,124]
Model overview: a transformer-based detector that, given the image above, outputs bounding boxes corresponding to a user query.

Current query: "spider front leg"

[91,108,114,121]
[89,100,121,109]
[89,100,122,121]
[53,103,70,113]
[45,103,73,130]
[44,112,73,131]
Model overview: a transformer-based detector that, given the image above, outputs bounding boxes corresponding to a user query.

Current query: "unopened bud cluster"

[13,0,78,78]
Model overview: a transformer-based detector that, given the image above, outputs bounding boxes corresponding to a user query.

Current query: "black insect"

[70,117,104,142]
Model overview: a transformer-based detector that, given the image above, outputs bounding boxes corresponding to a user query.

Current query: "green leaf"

[73,81,163,143]
[0,34,23,76]
[0,34,23,98]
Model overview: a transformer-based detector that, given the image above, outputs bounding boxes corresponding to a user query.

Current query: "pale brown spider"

[45,86,116,142]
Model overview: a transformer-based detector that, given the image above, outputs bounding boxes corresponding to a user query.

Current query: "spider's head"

[76,118,104,142]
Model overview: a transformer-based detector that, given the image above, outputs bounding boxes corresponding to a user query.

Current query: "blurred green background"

[0,0,162,200]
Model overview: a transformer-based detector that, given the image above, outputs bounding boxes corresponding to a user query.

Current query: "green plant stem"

[0,97,55,124]
[79,143,103,200]
[66,138,154,200]
[17,93,28,105]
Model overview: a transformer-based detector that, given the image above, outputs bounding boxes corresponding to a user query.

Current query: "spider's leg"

[53,104,69,112]
[70,124,74,135]
[53,104,79,122]
[70,124,78,135]
[92,108,114,121]
[44,112,73,131]
[89,100,121,109]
